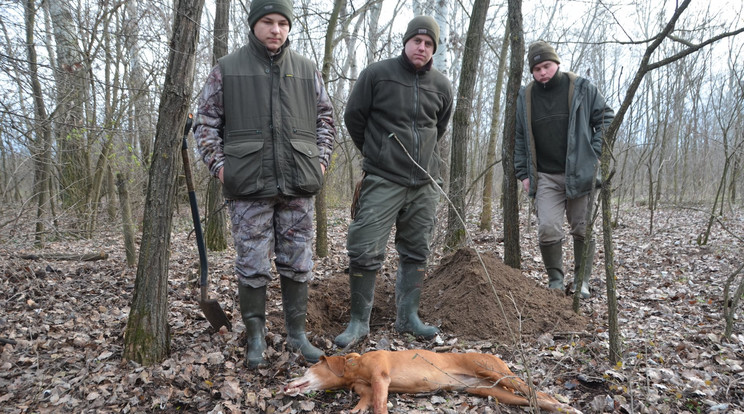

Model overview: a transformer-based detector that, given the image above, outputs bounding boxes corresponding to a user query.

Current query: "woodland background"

[1,0,744,412]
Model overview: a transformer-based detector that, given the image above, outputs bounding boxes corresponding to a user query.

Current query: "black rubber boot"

[573,238,595,298]
[333,268,376,348]
[394,262,439,339]
[280,277,324,364]
[539,241,565,290]
[238,283,268,369]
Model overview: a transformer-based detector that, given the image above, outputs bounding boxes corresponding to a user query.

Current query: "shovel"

[181,114,232,331]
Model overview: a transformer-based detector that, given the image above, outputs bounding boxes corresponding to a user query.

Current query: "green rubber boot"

[280,277,324,364]
[334,268,376,348]
[573,238,595,299]
[238,283,268,369]
[394,262,439,339]
[539,241,565,290]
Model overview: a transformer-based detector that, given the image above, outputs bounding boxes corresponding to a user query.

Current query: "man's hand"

[321,164,326,175]
[521,178,529,193]
[218,167,224,183]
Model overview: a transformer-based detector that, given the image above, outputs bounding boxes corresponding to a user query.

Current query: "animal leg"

[371,374,391,414]
[351,383,373,413]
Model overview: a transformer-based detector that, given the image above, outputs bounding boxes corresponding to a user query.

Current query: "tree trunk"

[123,0,205,365]
[48,0,90,223]
[445,0,490,250]
[116,173,137,267]
[501,0,524,269]
[205,0,230,252]
[25,0,53,248]
[592,0,744,364]
[315,0,344,258]
[479,28,509,231]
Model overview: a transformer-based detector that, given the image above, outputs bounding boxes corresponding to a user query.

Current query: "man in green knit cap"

[193,0,335,368]
[514,40,614,298]
[336,16,453,348]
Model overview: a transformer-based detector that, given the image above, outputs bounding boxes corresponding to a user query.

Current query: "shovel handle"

[181,115,209,301]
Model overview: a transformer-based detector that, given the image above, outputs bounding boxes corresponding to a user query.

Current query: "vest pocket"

[223,139,264,196]
[290,139,322,194]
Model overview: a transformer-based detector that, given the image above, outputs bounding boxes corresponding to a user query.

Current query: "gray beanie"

[402,15,440,53]
[248,0,293,31]
[527,41,561,71]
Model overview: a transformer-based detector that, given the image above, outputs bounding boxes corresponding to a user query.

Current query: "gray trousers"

[535,172,591,245]
[347,174,438,271]
[228,196,315,288]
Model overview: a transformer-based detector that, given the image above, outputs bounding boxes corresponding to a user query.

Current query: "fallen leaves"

[1,206,743,413]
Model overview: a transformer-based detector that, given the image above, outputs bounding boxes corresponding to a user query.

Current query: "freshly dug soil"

[282,247,587,346]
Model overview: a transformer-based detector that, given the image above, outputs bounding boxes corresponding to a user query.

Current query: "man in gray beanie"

[193,0,336,369]
[335,16,453,348]
[514,40,614,299]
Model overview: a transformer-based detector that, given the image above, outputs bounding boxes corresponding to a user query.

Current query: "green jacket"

[344,54,453,187]
[514,72,614,199]
[219,35,322,199]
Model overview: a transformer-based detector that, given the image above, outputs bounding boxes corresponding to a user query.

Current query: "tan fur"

[284,349,581,414]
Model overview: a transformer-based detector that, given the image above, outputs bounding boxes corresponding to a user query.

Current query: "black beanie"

[527,41,561,71]
[248,0,293,31]
[402,15,440,53]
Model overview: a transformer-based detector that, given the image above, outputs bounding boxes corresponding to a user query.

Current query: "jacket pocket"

[223,138,264,196]
[290,139,322,194]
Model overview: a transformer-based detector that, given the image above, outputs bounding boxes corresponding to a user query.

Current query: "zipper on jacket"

[411,72,421,186]
[269,53,282,192]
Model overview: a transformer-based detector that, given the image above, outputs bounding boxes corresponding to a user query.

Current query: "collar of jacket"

[398,51,433,74]
[537,69,564,90]
[248,31,290,62]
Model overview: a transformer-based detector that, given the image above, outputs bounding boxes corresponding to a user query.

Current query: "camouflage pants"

[228,196,315,288]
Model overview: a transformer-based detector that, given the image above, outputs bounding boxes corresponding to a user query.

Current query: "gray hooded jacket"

[514,72,614,199]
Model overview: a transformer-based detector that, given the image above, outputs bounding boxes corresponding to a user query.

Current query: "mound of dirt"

[290,247,587,345]
[420,247,588,343]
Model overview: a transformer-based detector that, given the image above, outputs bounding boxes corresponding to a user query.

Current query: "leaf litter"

[1,206,743,413]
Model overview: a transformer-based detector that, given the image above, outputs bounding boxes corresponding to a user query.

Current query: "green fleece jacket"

[344,53,453,187]
[514,71,614,199]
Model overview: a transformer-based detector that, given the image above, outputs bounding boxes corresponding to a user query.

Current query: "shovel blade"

[199,298,232,331]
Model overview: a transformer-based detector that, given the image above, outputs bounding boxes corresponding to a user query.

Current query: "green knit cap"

[402,15,440,53]
[248,0,293,31]
[527,41,561,71]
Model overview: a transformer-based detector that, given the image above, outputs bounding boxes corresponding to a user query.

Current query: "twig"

[388,133,540,411]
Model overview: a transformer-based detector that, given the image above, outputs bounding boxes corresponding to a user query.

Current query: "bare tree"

[48,0,90,224]
[315,0,345,258]
[24,0,54,247]
[599,0,743,364]
[479,26,509,231]
[445,0,490,250]
[204,0,230,251]
[123,0,205,365]
[501,0,524,269]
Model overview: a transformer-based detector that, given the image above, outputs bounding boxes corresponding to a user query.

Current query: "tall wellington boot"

[539,241,565,290]
[334,268,376,348]
[238,283,268,369]
[394,262,439,339]
[280,277,324,363]
[573,238,595,299]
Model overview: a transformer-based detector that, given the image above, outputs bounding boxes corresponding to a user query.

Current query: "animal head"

[284,353,360,395]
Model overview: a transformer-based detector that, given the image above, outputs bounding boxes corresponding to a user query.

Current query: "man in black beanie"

[193,0,336,369]
[336,16,453,348]
[514,40,614,298]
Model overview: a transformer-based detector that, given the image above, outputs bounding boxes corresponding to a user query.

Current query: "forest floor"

[1,204,743,413]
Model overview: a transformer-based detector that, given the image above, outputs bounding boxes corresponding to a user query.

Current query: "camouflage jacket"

[193,37,335,185]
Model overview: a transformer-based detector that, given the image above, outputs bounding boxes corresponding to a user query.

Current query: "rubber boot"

[539,241,565,290]
[394,262,439,339]
[280,277,324,364]
[334,268,376,348]
[238,283,268,369]
[573,238,595,299]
